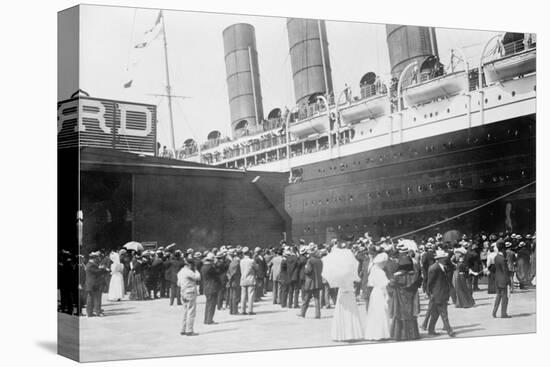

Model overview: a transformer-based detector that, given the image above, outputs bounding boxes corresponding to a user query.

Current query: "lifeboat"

[289,112,330,138]
[339,72,390,124]
[402,71,468,106]
[340,95,390,124]
[483,47,536,85]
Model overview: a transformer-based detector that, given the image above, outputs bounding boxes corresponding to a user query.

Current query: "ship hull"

[284,114,536,243]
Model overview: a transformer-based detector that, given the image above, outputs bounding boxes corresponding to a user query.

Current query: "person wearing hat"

[201,252,224,324]
[177,257,201,336]
[297,246,308,303]
[516,240,531,289]
[299,248,323,319]
[504,241,516,293]
[425,250,456,337]
[192,252,204,295]
[284,246,300,308]
[269,248,284,305]
[364,252,391,340]
[227,249,242,315]
[279,249,291,308]
[420,242,435,294]
[215,252,230,311]
[452,247,476,309]
[85,252,109,317]
[358,245,378,311]
[240,247,258,315]
[492,241,511,318]
[147,251,164,299]
[253,247,267,302]
[464,241,482,292]
[167,251,186,306]
[388,252,422,341]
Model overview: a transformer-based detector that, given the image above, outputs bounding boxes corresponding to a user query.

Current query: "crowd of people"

[58,230,536,341]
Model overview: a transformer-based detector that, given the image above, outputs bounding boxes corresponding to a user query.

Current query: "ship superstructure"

[176,21,536,243]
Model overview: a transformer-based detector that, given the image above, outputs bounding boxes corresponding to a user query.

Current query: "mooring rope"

[389,180,536,241]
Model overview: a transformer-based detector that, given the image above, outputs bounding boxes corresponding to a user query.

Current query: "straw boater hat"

[434,249,448,260]
[193,251,202,259]
[204,252,215,262]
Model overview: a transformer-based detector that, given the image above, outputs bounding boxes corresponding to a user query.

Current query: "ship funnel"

[223,23,264,138]
[287,18,334,105]
[386,25,439,80]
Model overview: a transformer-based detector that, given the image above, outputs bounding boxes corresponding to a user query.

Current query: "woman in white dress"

[364,252,391,340]
[108,252,125,301]
[322,244,364,342]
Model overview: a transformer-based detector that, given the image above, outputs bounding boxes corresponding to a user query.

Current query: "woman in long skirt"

[388,254,422,341]
[108,252,125,301]
[323,245,364,342]
[129,254,149,300]
[364,253,391,340]
[453,249,476,308]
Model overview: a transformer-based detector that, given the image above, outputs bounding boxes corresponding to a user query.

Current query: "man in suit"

[240,247,258,315]
[297,247,308,302]
[285,247,300,308]
[168,251,186,306]
[299,247,323,319]
[279,250,290,307]
[426,250,456,337]
[421,242,436,293]
[201,252,223,324]
[227,249,242,315]
[148,251,164,299]
[253,247,267,302]
[493,241,511,318]
[358,245,377,311]
[85,252,108,317]
[465,242,482,291]
[269,249,283,304]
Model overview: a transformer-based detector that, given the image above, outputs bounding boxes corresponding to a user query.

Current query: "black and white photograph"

[56,2,536,363]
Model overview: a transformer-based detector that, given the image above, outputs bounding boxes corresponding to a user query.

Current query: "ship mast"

[160,11,177,155]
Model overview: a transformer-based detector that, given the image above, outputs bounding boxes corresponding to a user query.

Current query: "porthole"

[447,108,451,113]
[424,114,427,119]
[498,95,502,101]
[369,128,373,133]
[430,112,433,118]
[512,91,516,97]
[485,98,488,104]
[413,117,417,122]
[435,111,438,116]
[534,85,536,92]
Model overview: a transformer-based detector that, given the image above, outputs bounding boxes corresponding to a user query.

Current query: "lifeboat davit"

[483,48,536,85]
[402,71,468,107]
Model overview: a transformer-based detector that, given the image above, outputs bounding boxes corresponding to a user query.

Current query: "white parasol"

[123,241,144,252]
[322,247,360,289]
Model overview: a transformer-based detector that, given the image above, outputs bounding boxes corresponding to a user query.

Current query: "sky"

[72,4,501,149]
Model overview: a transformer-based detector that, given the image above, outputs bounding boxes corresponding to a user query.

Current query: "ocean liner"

[177,21,536,244]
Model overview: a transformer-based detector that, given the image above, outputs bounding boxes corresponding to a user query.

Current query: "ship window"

[369,128,372,133]
[534,85,536,91]
[413,117,417,122]
[447,108,451,113]
[485,98,488,104]
[498,95,502,101]
[435,111,438,116]
[424,114,427,119]
[430,112,433,118]
[512,91,516,97]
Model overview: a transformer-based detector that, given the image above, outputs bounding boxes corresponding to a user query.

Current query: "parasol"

[123,241,144,252]
[322,247,360,289]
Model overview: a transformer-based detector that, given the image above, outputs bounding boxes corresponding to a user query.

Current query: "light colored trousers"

[180,293,197,333]
[240,285,255,313]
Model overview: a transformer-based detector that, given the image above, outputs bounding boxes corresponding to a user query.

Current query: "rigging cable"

[389,180,536,240]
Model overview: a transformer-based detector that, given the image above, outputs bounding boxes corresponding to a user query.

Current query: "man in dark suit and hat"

[426,250,456,337]
[85,252,109,317]
[299,246,323,319]
[167,251,186,306]
[492,241,511,318]
[201,252,223,324]
[285,247,300,308]
[227,249,242,314]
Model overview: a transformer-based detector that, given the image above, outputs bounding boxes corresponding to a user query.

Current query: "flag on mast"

[123,10,164,88]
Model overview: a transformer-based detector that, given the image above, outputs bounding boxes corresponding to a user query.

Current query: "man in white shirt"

[240,248,258,315]
[177,258,201,336]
